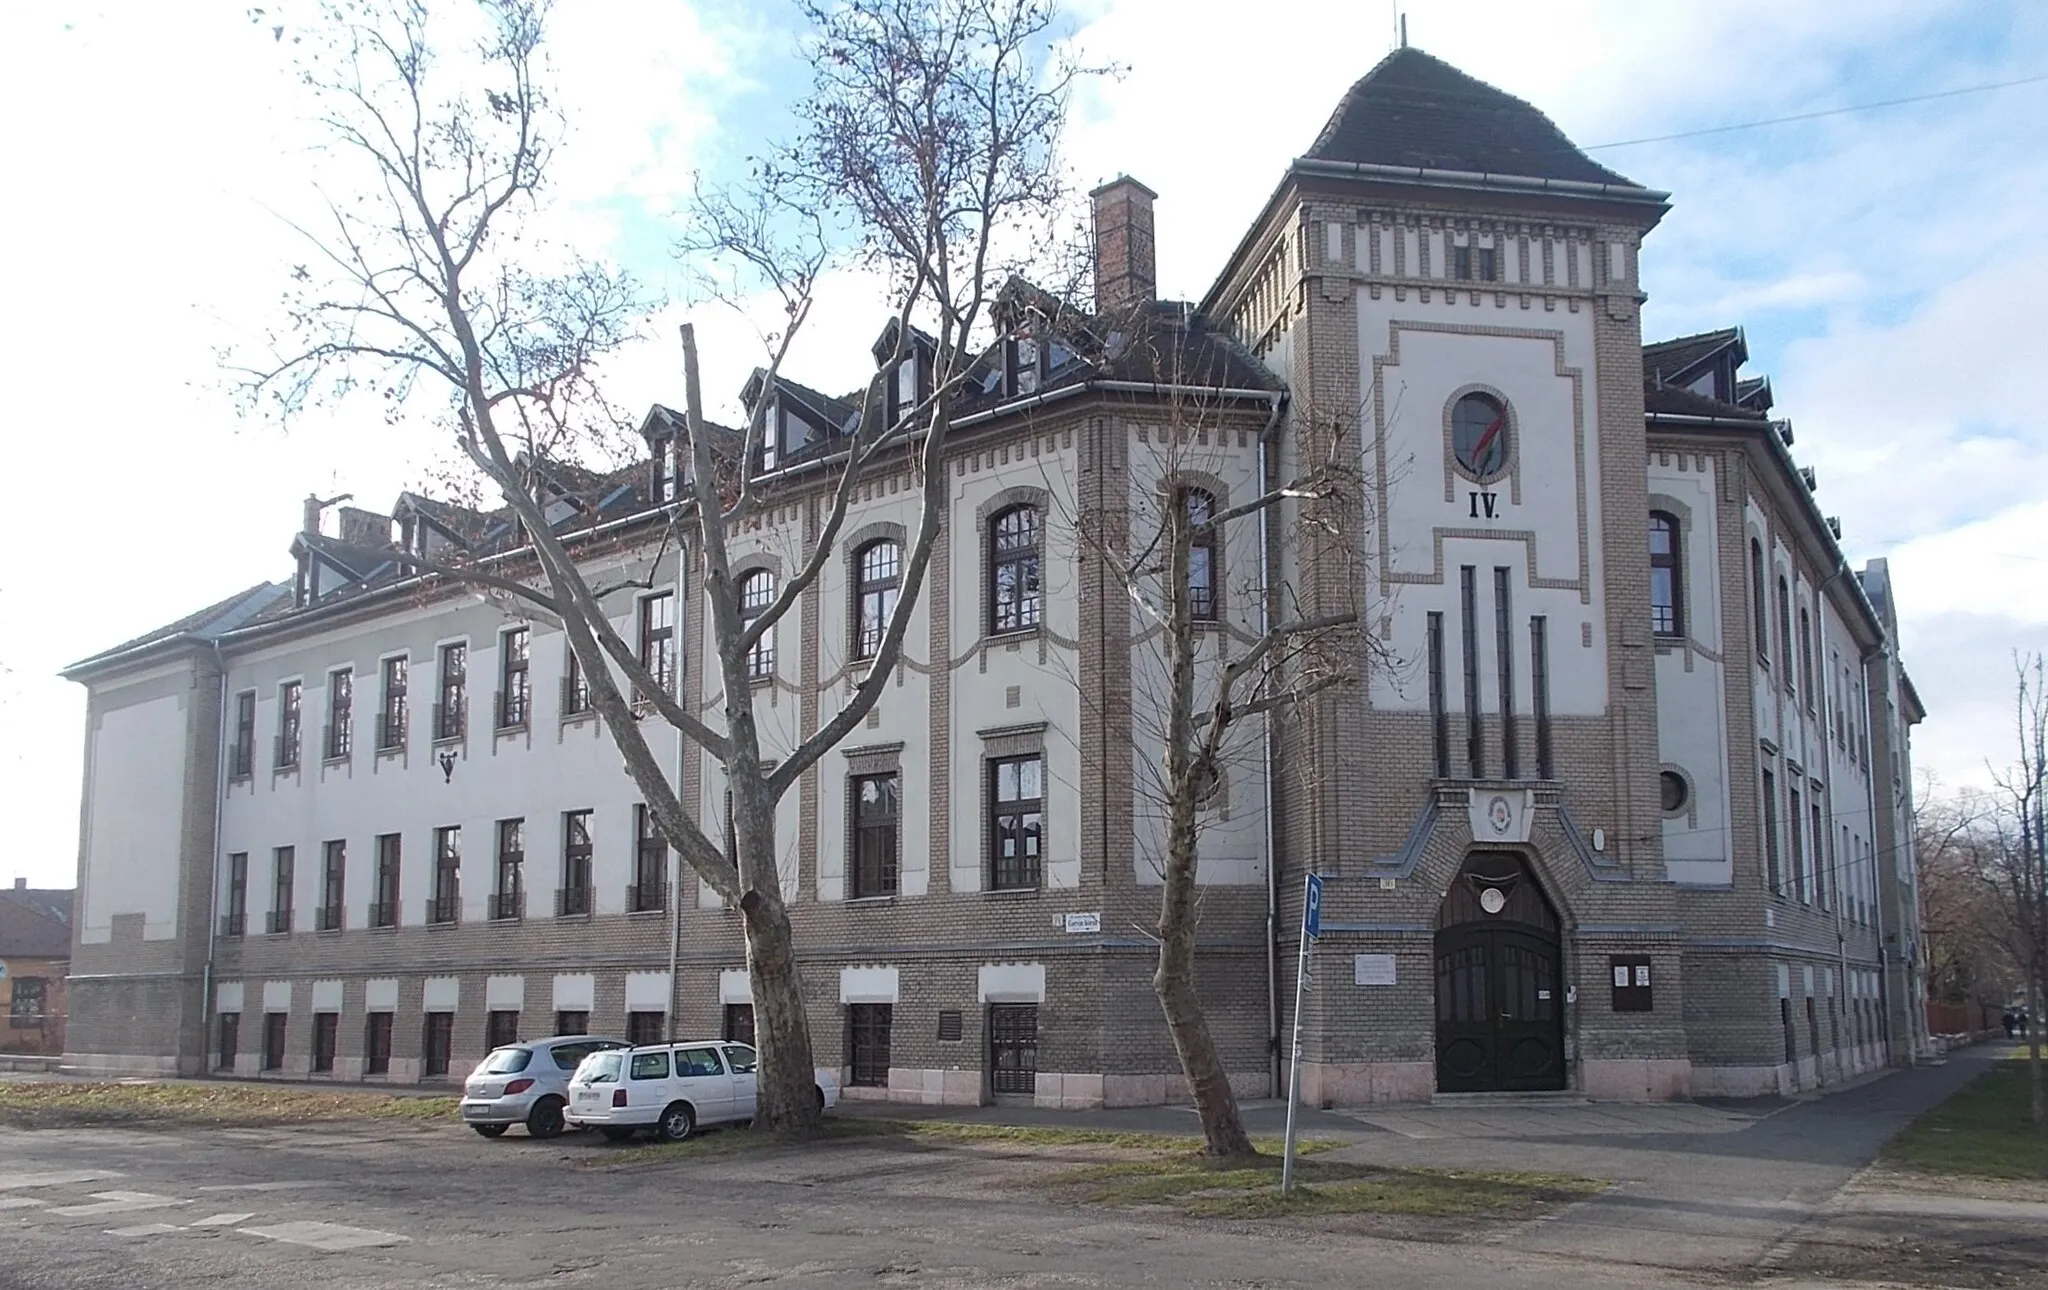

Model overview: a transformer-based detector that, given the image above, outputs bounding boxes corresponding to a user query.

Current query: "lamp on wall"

[438,749,458,783]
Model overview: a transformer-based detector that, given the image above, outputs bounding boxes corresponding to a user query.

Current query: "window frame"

[847,1002,892,1088]
[987,753,1045,891]
[1776,576,1796,696]
[988,505,1043,636]
[630,805,667,913]
[560,810,594,916]
[498,626,530,729]
[319,839,345,932]
[217,1011,240,1070]
[852,539,902,661]
[422,1012,453,1077]
[738,572,775,679]
[364,1012,393,1075]
[311,1011,338,1073]
[225,851,248,936]
[561,644,591,719]
[372,833,401,928]
[379,654,409,751]
[849,771,901,899]
[434,642,467,743]
[231,690,256,779]
[269,845,295,934]
[8,978,46,1027]
[430,825,460,924]
[638,592,676,695]
[1750,538,1770,663]
[325,667,353,760]
[492,818,524,921]
[1649,511,1683,637]
[276,679,302,771]
[1181,487,1220,623]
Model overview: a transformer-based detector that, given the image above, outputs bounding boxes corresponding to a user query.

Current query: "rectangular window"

[1789,784,1807,902]
[224,851,248,937]
[639,593,675,696]
[1799,609,1816,710]
[422,1013,453,1077]
[724,1003,755,1047]
[262,1012,287,1072]
[848,1003,892,1087]
[1531,616,1553,779]
[1814,800,1830,911]
[217,1012,240,1070]
[740,574,776,678]
[1460,566,1483,778]
[269,845,294,935]
[988,506,1043,634]
[554,1010,589,1036]
[430,826,460,924]
[365,1013,393,1075]
[1494,568,1517,779]
[1777,578,1795,696]
[379,655,408,750]
[561,646,591,718]
[276,680,302,770]
[630,806,667,912]
[372,833,401,928]
[1751,539,1770,662]
[491,818,523,921]
[231,691,256,778]
[498,627,530,729]
[8,978,45,1026]
[1452,244,1471,279]
[850,772,901,899]
[1762,766,1782,893]
[486,1010,519,1051]
[626,1010,665,1046]
[1477,246,1498,281]
[435,643,467,741]
[1650,512,1683,636]
[326,668,353,759]
[988,754,1044,891]
[1427,612,1448,778]
[311,1012,338,1073]
[559,810,594,916]
[319,840,345,932]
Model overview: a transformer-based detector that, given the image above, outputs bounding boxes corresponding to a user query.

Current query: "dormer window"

[757,402,780,474]
[888,356,922,428]
[655,435,681,502]
[1005,334,1043,397]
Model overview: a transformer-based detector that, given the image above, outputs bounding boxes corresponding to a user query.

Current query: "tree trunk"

[1154,877,1256,1158]
[743,882,819,1133]
[2030,955,2043,1127]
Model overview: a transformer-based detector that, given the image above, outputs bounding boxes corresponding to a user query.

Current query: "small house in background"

[0,879,72,1058]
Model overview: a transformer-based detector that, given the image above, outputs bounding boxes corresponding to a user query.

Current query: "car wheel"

[657,1102,695,1143]
[814,1086,827,1114]
[599,1127,637,1142]
[471,1123,509,1138]
[526,1097,567,1139]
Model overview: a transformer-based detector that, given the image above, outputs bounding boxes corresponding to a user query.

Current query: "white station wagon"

[565,1040,840,1142]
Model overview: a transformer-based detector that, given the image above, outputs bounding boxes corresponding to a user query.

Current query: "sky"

[2,0,2044,889]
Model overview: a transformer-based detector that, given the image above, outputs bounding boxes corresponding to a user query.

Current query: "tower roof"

[1304,47,1643,190]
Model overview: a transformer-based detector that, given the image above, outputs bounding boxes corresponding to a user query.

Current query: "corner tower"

[1205,48,1688,1101]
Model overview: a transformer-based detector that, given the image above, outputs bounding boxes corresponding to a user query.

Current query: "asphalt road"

[0,1048,2021,1290]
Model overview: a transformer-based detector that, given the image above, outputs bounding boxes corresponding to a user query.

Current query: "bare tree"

[1061,382,1366,1158]
[238,0,1088,1132]
[1976,653,2048,1124]
[1913,781,2016,1020]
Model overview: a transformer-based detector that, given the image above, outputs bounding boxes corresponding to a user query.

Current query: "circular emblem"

[1487,794,1514,836]
[1479,886,1508,915]
[1451,392,1511,482]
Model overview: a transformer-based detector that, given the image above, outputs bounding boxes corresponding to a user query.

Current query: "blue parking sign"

[1304,873,1323,940]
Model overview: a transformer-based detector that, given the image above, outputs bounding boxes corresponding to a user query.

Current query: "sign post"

[1280,872,1322,1194]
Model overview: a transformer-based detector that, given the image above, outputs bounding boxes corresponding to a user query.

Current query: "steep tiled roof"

[1305,48,1642,189]
[1643,328,1744,385]
[0,887,70,927]
[0,892,70,960]
[65,582,290,673]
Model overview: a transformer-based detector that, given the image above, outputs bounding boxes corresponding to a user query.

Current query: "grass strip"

[0,1080,458,1127]
[1881,1056,2048,1181]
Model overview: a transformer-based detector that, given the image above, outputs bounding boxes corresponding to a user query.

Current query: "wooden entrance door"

[1434,852,1566,1093]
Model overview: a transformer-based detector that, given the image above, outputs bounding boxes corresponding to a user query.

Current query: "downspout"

[202,639,230,1075]
[1256,389,1287,1098]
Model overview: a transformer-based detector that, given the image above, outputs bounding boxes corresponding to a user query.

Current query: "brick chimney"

[1091,176,1157,313]
[338,506,393,548]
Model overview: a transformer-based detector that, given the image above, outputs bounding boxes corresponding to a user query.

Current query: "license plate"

[462,1104,488,1118]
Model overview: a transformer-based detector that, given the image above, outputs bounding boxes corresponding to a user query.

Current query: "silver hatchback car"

[460,1035,627,1139]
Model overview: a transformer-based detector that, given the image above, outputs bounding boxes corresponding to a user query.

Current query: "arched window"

[1749,538,1769,662]
[1183,488,1218,621]
[989,505,1042,634]
[739,570,776,679]
[1649,511,1682,637]
[1776,577,1795,695]
[853,540,901,660]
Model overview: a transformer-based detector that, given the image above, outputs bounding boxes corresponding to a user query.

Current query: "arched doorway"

[1434,851,1566,1093]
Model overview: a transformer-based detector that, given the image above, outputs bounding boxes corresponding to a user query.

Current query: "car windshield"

[481,1048,533,1075]
[723,1044,758,1074]
[575,1051,623,1084]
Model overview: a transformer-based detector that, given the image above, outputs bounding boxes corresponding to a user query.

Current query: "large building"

[62,47,1928,1104]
